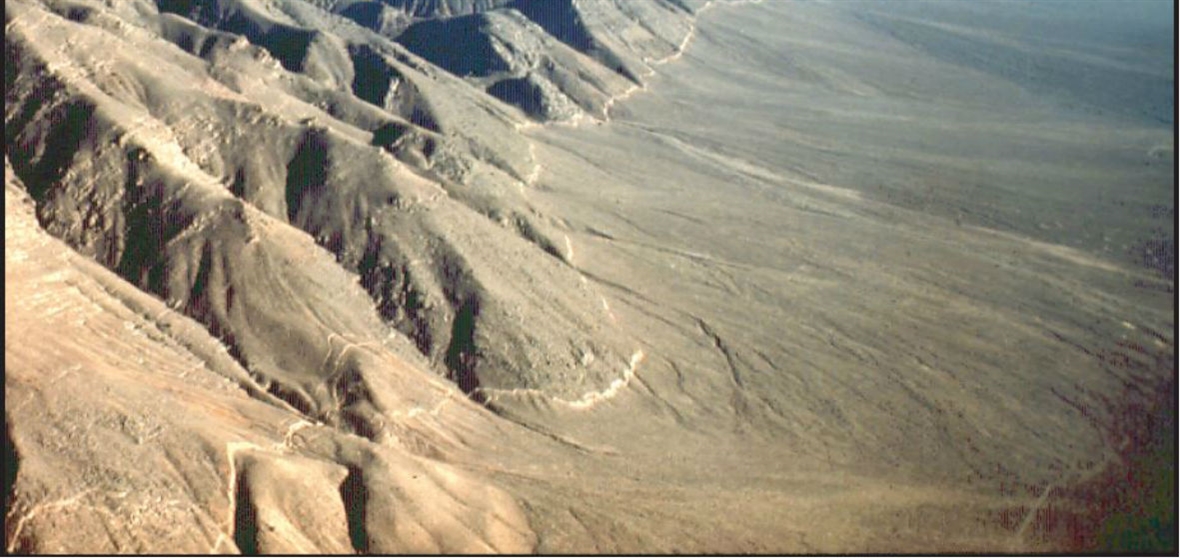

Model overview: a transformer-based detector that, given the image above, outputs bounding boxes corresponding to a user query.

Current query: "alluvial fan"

[5,0,1175,553]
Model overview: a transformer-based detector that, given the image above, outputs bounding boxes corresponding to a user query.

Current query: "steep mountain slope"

[3,0,724,552]
[6,158,539,553]
[5,0,651,412]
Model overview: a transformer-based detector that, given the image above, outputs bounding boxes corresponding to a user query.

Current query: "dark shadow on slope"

[395,15,509,78]
[511,0,638,82]
[332,366,385,441]
[338,2,411,37]
[6,53,329,424]
[339,465,369,553]
[3,415,20,546]
[350,44,403,109]
[498,210,566,262]
[511,0,592,52]
[444,298,485,403]
[285,129,331,224]
[6,99,97,202]
[408,106,439,132]
[232,468,258,554]
[157,13,242,61]
[182,238,320,419]
[370,121,407,148]
[372,120,438,160]
[155,0,317,76]
[376,0,513,20]
[357,236,435,358]
[487,77,546,119]
[5,40,74,165]
[154,0,196,17]
[115,163,169,288]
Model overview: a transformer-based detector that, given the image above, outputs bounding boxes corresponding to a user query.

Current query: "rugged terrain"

[5,0,1176,553]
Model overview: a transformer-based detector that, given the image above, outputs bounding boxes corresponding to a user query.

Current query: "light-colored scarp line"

[212,419,323,553]
[402,388,456,419]
[481,350,645,411]
[563,234,576,263]
[281,419,316,450]
[209,532,230,554]
[564,350,645,410]
[319,333,384,379]
[512,123,543,193]
[1014,482,1055,542]
[599,296,616,322]
[600,0,765,121]
[522,142,542,190]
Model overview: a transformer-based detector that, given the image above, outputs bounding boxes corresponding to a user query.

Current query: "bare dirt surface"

[5,0,1175,553]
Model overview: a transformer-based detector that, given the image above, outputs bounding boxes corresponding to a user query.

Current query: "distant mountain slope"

[850,0,1174,125]
[396,8,633,120]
